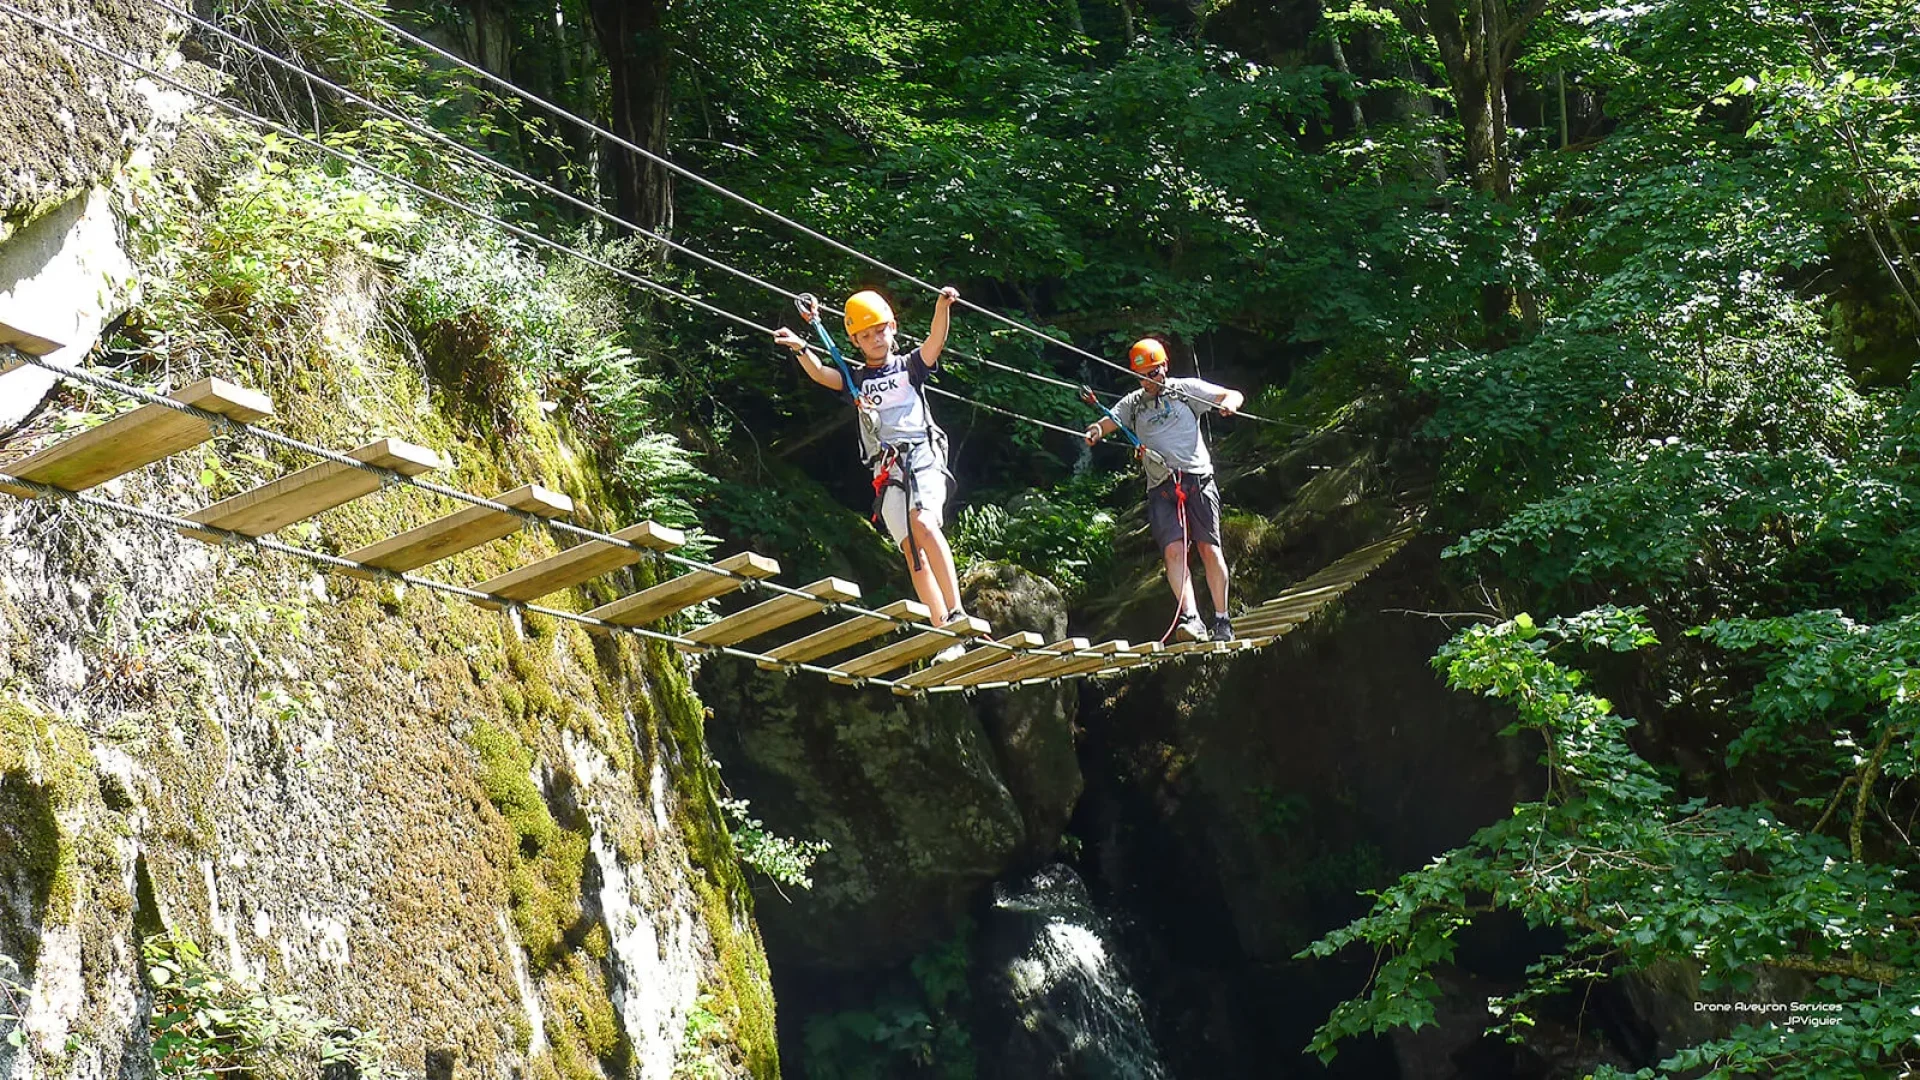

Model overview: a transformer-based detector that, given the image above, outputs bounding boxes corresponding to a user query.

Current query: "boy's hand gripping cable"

[795,293,859,405]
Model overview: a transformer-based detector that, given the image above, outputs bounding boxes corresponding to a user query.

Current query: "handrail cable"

[0,470,943,691]
[0,3,1209,667]
[156,0,1115,404]
[312,0,1297,427]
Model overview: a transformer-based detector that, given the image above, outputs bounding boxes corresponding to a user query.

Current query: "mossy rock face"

[0,0,175,235]
[0,694,141,1074]
[0,231,775,1080]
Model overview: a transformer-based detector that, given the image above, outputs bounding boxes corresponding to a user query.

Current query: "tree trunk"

[587,0,674,234]
[1385,0,1548,334]
[1384,0,1549,199]
[1322,4,1366,133]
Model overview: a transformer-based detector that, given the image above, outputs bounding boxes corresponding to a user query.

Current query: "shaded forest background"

[88,0,1920,1074]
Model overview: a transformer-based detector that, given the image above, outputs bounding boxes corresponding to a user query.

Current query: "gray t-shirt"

[849,347,934,460]
[1112,377,1226,487]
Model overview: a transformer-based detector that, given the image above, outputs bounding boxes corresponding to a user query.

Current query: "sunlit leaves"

[1301,612,1920,1072]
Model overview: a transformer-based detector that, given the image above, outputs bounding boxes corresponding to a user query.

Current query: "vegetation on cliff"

[3,0,1917,1073]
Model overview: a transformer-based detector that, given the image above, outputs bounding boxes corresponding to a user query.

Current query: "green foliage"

[673,994,728,1080]
[398,221,585,378]
[144,933,392,1079]
[717,796,829,893]
[1299,609,1920,1075]
[125,123,416,366]
[0,953,27,1051]
[951,472,1120,598]
[802,921,976,1080]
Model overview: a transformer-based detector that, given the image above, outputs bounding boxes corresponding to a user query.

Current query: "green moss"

[470,722,588,971]
[0,697,99,928]
[641,652,781,1078]
[5,148,783,1075]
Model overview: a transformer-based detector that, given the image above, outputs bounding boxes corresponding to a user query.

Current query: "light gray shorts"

[873,440,950,546]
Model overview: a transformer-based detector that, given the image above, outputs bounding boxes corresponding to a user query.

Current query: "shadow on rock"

[698,562,1083,972]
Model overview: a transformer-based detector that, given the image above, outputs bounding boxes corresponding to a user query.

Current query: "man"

[1084,337,1244,643]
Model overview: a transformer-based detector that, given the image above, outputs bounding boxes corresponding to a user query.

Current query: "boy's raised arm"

[774,326,846,393]
[920,286,961,368]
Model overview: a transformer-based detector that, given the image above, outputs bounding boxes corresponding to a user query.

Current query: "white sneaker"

[1173,613,1208,643]
[931,641,968,665]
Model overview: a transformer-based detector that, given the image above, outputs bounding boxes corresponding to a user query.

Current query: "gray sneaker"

[1173,613,1208,643]
[1210,615,1236,643]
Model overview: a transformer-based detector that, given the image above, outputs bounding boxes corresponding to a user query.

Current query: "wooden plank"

[895,631,1047,692]
[472,521,685,608]
[586,551,782,628]
[831,615,992,683]
[1162,640,1229,657]
[1,377,273,497]
[1258,581,1353,608]
[1101,641,1164,671]
[681,577,861,649]
[0,320,64,356]
[182,438,443,538]
[1234,608,1318,633]
[756,599,929,669]
[1255,592,1350,619]
[950,637,1089,689]
[1017,640,1130,683]
[342,484,573,575]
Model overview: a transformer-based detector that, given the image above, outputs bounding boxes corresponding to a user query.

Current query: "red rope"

[1157,470,1193,645]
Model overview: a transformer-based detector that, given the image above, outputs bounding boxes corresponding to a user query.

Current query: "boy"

[1083,337,1244,643]
[774,287,971,644]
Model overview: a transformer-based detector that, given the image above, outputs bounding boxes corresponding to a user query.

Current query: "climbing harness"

[868,442,921,571]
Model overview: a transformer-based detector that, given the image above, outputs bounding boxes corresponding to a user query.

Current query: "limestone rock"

[0,0,175,230]
[0,188,138,430]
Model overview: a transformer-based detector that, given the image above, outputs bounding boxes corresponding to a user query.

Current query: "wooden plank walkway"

[892,631,1046,694]
[0,359,1423,691]
[471,521,684,608]
[586,551,782,628]
[755,599,929,669]
[830,614,991,683]
[682,577,860,649]
[0,319,64,357]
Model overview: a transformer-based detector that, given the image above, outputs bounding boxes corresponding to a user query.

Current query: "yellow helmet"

[845,290,895,336]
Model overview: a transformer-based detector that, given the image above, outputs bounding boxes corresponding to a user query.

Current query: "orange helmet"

[845,291,895,336]
[1129,338,1169,374]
